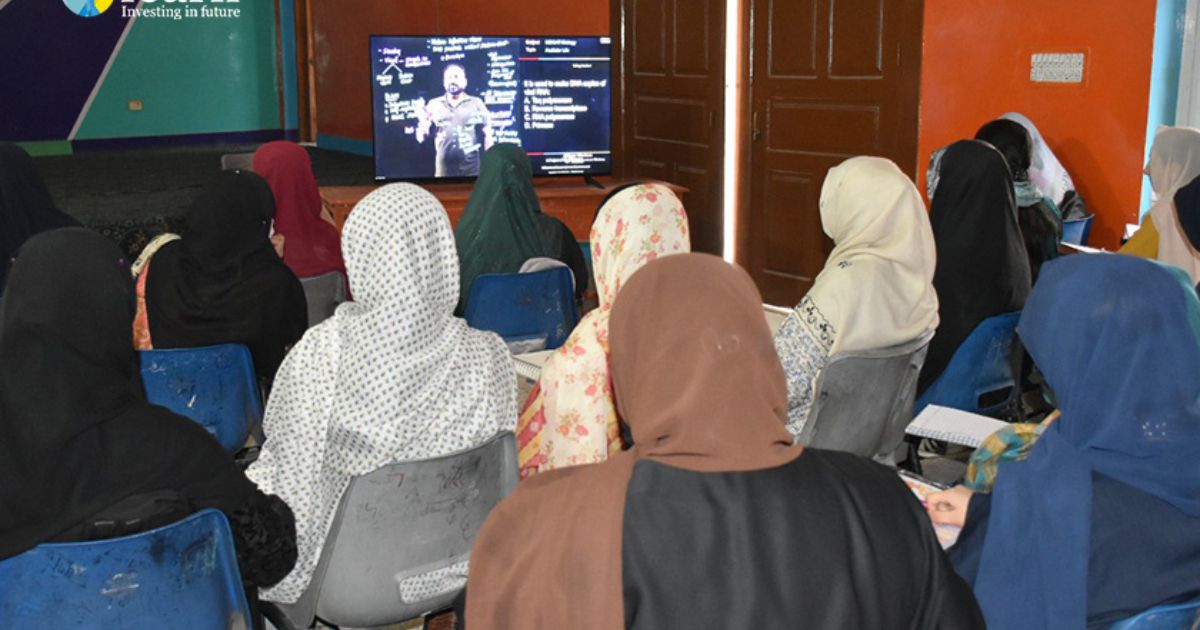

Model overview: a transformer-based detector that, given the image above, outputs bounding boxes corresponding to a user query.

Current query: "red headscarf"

[253,141,346,278]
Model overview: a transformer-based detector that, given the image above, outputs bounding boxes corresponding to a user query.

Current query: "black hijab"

[919,140,1032,393]
[0,228,256,559]
[0,143,80,293]
[146,170,307,380]
[974,120,1032,181]
[1174,174,1200,253]
[975,119,1062,280]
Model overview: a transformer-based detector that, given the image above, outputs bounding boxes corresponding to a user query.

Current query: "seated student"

[1122,127,1200,284]
[245,183,516,605]
[918,140,1031,395]
[0,142,80,295]
[467,254,985,629]
[0,229,297,605]
[773,156,938,437]
[455,144,588,312]
[252,141,346,281]
[134,170,307,382]
[927,254,1200,629]
[975,119,1062,281]
[516,183,690,478]
[1000,112,1085,217]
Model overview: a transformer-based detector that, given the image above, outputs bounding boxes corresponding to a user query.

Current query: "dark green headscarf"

[455,144,549,310]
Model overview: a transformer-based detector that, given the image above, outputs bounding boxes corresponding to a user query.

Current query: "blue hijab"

[975,254,1200,629]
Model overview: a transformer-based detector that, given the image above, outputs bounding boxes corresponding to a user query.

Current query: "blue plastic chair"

[1062,215,1095,246]
[463,267,579,352]
[139,344,263,452]
[1109,598,1200,629]
[0,509,250,630]
[915,311,1023,419]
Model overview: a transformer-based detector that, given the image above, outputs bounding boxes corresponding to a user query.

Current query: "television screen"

[370,35,613,181]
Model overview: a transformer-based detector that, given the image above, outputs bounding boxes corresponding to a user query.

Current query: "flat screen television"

[370,35,613,181]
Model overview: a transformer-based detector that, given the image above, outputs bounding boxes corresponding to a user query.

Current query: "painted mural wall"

[0,0,282,152]
[918,0,1161,249]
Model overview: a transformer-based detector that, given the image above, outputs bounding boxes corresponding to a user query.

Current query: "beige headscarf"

[774,157,939,434]
[467,253,801,630]
[516,184,690,477]
[1147,126,1200,283]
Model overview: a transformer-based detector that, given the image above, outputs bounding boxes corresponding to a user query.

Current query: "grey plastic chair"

[263,431,518,630]
[220,152,255,172]
[299,271,347,327]
[797,332,933,465]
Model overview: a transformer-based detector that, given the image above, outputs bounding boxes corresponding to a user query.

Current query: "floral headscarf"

[516,184,690,477]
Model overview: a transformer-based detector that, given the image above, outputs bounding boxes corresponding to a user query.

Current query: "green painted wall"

[75,3,280,140]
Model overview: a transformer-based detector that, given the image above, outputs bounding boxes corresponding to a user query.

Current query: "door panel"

[745,0,923,305]
[619,0,725,255]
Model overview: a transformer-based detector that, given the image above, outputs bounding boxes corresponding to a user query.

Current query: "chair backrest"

[0,509,250,630]
[300,271,347,327]
[1062,214,1095,246]
[463,268,579,352]
[915,311,1023,419]
[219,152,255,172]
[1108,598,1200,629]
[139,344,263,452]
[270,431,518,629]
[799,332,932,464]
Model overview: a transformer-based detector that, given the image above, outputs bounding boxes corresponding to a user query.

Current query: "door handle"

[752,111,762,142]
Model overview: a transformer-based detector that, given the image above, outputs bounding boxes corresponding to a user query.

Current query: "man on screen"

[416,64,494,177]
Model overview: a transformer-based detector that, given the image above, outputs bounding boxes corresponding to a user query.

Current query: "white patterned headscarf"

[774,157,939,437]
[247,183,516,603]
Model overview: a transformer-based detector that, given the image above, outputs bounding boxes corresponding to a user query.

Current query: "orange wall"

[918,0,1158,249]
[310,0,609,142]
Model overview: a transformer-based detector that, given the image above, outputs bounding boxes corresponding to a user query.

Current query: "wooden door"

[616,0,725,255]
[742,0,924,305]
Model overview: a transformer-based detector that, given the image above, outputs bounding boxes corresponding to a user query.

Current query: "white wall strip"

[69,3,141,140]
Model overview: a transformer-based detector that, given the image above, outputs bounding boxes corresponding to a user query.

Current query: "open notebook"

[513,350,554,382]
[905,405,1007,449]
[763,304,791,335]
[898,470,961,549]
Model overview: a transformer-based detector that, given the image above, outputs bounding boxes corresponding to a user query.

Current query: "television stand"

[320,178,688,241]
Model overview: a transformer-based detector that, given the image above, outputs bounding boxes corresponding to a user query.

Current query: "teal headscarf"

[454,144,549,310]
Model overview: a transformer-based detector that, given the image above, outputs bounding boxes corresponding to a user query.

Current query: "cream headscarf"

[247,183,516,603]
[1146,126,1200,284]
[516,184,690,477]
[774,157,939,436]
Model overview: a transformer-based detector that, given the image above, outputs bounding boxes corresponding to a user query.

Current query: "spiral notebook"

[905,405,1007,448]
[513,350,554,382]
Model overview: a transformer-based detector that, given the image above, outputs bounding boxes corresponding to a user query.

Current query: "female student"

[516,183,690,478]
[1000,112,1079,211]
[0,142,79,294]
[253,141,346,280]
[0,228,296,597]
[773,156,938,437]
[975,118,1062,281]
[468,254,984,629]
[1121,126,1200,284]
[246,183,516,604]
[454,144,588,311]
[927,254,1200,628]
[919,140,1031,394]
[134,170,307,382]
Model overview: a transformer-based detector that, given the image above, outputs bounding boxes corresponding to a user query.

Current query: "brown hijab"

[466,253,800,629]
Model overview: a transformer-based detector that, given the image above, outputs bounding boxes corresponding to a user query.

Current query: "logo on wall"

[63,0,113,17]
